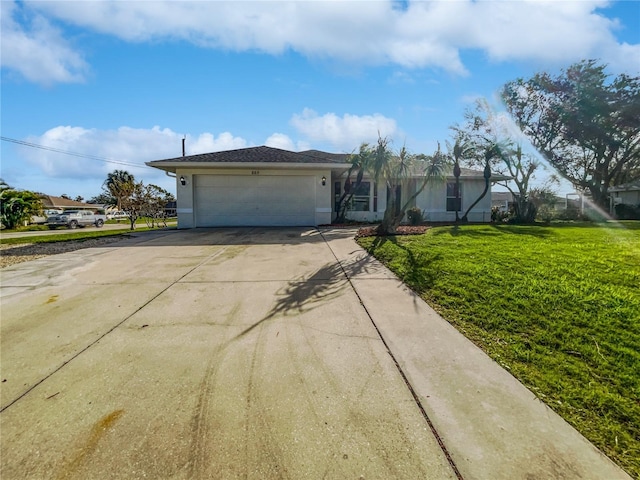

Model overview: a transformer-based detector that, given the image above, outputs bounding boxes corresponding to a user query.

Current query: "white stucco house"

[609,181,640,212]
[147,146,508,228]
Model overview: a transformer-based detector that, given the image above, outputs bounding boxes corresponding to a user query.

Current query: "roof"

[455,167,511,181]
[146,145,511,180]
[147,146,351,172]
[492,191,514,202]
[39,195,97,209]
[609,181,640,192]
[299,149,351,162]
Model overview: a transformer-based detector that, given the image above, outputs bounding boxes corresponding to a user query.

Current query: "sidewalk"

[321,228,631,480]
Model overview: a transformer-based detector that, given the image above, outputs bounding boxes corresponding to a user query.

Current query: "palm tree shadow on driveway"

[233,252,379,339]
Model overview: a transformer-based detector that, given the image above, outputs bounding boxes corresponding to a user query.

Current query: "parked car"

[47,210,107,229]
[30,209,63,225]
[107,211,130,221]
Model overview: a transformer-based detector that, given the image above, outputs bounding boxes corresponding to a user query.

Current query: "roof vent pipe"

[182,137,186,157]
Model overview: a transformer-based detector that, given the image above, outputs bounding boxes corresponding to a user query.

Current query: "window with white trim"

[348,181,371,211]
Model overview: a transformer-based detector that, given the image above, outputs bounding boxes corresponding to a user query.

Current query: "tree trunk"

[377,177,433,235]
[377,197,400,235]
[461,161,491,222]
[512,198,536,223]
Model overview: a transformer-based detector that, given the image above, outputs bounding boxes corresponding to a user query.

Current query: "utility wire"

[1,136,152,169]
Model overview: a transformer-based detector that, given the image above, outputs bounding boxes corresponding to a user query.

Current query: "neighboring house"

[550,195,569,211]
[147,146,509,228]
[39,195,102,212]
[609,181,640,213]
[491,191,513,212]
[28,195,104,224]
[492,191,568,213]
[165,200,177,217]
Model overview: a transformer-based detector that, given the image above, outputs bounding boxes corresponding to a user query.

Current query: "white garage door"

[194,175,316,227]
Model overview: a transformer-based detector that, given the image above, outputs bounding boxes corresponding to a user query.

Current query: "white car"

[107,211,130,220]
[47,210,106,229]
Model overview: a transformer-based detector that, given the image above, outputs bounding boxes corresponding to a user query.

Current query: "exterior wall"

[614,190,640,206]
[335,180,387,223]
[416,178,492,223]
[175,167,331,228]
[333,176,493,224]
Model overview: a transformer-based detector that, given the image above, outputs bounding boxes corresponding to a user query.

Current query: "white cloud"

[290,109,399,151]
[14,125,252,199]
[435,0,627,66]
[187,132,248,154]
[13,0,636,86]
[264,133,310,152]
[0,1,88,85]
[265,133,296,151]
[7,118,394,199]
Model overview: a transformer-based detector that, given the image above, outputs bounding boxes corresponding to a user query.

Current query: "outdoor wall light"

[180,176,186,186]
[321,176,326,186]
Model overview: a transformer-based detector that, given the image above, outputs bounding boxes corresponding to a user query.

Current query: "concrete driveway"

[1,228,455,479]
[0,228,630,479]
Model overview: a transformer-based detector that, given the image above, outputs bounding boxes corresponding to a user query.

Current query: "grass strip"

[358,222,640,477]
[0,226,174,246]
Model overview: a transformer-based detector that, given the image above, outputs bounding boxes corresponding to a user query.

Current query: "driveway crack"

[0,247,231,413]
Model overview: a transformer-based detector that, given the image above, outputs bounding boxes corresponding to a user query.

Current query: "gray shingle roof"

[609,181,640,192]
[148,146,349,165]
[146,145,511,180]
[38,195,96,209]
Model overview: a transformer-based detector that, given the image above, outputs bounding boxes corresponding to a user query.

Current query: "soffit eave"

[146,161,352,173]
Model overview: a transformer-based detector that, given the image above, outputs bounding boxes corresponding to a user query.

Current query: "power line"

[1,136,152,169]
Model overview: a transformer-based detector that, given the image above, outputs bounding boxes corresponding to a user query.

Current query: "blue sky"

[1,0,639,201]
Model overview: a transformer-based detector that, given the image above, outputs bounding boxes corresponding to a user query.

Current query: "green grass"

[358,222,640,477]
[0,226,175,246]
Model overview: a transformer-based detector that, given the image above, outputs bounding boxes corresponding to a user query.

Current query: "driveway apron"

[1,228,456,479]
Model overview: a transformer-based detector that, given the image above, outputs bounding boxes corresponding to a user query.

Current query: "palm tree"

[459,143,500,222]
[334,144,372,223]
[355,136,449,235]
[103,170,134,211]
[450,137,474,222]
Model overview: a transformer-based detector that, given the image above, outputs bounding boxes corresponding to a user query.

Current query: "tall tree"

[502,60,640,210]
[454,98,543,223]
[103,170,135,210]
[87,192,116,205]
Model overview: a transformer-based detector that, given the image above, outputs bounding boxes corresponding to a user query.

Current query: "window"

[348,181,371,211]
[446,182,462,211]
[373,182,378,212]
[334,181,341,212]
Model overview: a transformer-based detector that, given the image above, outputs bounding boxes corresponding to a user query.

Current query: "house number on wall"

[251,170,260,175]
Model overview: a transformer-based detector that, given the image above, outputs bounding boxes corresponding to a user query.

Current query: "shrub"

[556,207,586,221]
[537,205,555,224]
[491,206,510,223]
[406,207,424,225]
[615,203,640,220]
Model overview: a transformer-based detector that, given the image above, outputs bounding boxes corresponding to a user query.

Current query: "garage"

[146,146,349,228]
[194,174,316,227]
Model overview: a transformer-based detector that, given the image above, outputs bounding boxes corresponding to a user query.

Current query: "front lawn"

[358,222,640,477]
[0,226,174,246]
